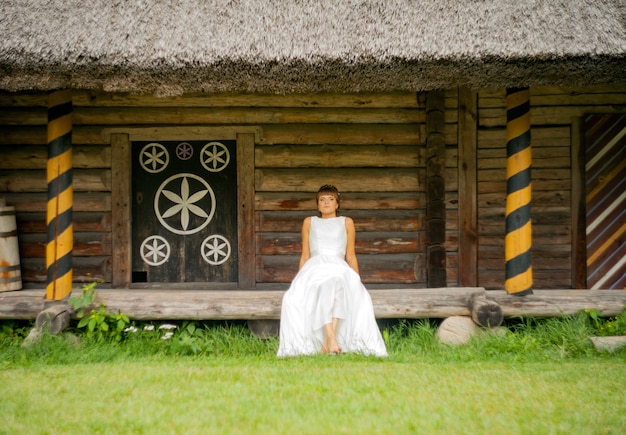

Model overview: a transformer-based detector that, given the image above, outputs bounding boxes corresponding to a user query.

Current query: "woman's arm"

[344,217,360,275]
[298,217,312,270]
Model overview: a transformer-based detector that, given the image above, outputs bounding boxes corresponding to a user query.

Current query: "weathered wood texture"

[110,133,131,288]
[425,90,447,287]
[0,90,461,287]
[584,114,626,289]
[2,85,626,290]
[476,84,626,290]
[1,288,625,321]
[458,87,478,287]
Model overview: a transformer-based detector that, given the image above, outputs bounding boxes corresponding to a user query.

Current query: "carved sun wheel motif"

[140,235,170,266]
[140,142,169,173]
[201,142,230,172]
[201,234,231,265]
[154,173,216,235]
[176,142,193,160]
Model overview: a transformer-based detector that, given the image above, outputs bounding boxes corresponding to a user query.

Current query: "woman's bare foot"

[327,336,341,354]
[321,341,329,354]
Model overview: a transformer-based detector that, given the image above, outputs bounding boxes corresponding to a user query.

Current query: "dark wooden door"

[132,140,238,284]
[584,114,626,289]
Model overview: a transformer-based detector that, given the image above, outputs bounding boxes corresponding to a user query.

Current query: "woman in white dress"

[277,185,388,357]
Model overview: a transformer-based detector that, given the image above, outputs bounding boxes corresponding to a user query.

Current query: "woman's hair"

[316,184,340,216]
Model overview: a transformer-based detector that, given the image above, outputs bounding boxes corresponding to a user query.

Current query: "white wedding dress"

[277,216,388,357]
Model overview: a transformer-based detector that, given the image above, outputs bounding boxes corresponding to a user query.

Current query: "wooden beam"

[425,90,447,287]
[111,133,132,288]
[458,87,478,286]
[2,288,626,321]
[570,118,587,288]
[237,133,256,289]
[488,290,626,318]
[102,126,262,143]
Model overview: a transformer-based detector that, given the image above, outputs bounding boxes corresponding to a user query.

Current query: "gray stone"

[436,316,478,345]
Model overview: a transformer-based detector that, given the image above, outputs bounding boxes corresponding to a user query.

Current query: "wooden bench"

[2,287,625,322]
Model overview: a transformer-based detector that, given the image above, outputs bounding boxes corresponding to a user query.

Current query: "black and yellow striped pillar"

[504,87,533,296]
[46,90,73,300]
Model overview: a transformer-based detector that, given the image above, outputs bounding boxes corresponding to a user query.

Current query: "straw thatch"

[1,0,625,95]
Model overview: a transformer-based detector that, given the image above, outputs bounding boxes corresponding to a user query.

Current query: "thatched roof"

[1,0,625,95]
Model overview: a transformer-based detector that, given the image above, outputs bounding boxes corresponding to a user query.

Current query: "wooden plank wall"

[584,114,626,289]
[0,93,113,285]
[4,85,622,290]
[476,85,626,289]
[252,90,459,288]
[0,91,460,288]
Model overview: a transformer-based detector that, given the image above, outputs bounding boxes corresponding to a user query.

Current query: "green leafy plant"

[583,307,626,336]
[69,282,130,341]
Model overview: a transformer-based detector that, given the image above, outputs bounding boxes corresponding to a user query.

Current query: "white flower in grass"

[161,332,174,340]
[159,324,178,330]
[124,326,138,333]
[144,325,155,331]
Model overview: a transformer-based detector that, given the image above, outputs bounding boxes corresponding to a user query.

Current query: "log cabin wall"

[0,91,460,289]
[1,85,623,290]
[476,84,626,289]
[255,90,460,288]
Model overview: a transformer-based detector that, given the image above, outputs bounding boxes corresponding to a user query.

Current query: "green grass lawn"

[1,316,625,434]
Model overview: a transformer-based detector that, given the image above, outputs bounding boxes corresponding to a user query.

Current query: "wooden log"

[16,212,111,233]
[255,191,424,211]
[4,192,111,212]
[260,124,420,146]
[72,288,490,320]
[479,105,626,128]
[74,91,424,108]
[257,253,422,284]
[0,289,46,318]
[0,126,106,145]
[257,231,422,256]
[255,168,422,193]
[458,87,478,287]
[255,168,456,194]
[35,303,71,335]
[478,179,571,194]
[20,257,110,284]
[0,169,111,192]
[0,106,425,126]
[255,210,423,232]
[2,288,625,321]
[488,290,626,317]
[18,232,111,257]
[479,190,570,208]
[0,145,111,169]
[478,84,626,107]
[0,89,467,110]
[470,293,504,327]
[478,126,571,148]
[256,144,421,168]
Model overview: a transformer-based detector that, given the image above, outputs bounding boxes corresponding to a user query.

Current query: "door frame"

[104,126,261,289]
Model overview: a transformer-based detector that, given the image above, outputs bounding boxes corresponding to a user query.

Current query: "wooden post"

[46,90,73,300]
[570,118,587,288]
[237,133,256,289]
[111,133,132,288]
[504,88,533,296]
[425,90,447,287]
[458,87,478,286]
